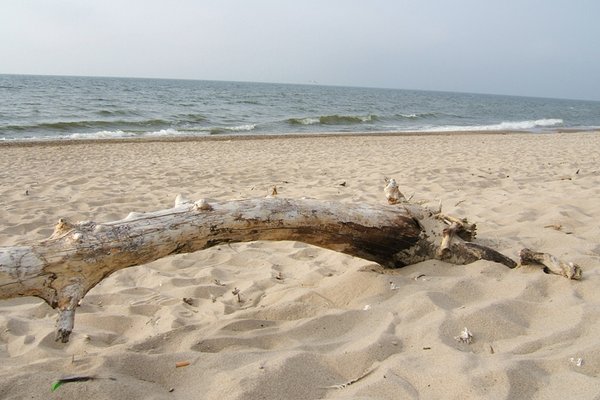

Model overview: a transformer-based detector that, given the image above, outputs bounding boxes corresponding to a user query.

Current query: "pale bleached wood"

[1,197,429,341]
[0,185,579,343]
[519,248,582,280]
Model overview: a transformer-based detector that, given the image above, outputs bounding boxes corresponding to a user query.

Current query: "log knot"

[194,199,213,211]
[51,218,74,239]
[384,178,406,204]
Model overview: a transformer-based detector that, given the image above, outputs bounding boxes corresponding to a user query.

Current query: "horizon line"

[1,72,598,103]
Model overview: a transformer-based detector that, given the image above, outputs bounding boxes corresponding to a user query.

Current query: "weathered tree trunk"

[0,190,580,343]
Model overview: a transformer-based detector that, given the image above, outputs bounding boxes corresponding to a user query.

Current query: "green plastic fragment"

[50,375,113,392]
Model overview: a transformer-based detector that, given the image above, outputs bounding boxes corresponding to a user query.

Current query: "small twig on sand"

[322,365,379,390]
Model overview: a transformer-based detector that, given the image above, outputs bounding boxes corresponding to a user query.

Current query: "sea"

[1,74,599,141]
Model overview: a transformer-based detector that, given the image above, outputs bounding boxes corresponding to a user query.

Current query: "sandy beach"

[1,131,600,399]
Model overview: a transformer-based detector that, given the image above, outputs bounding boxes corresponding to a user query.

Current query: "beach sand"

[1,132,600,399]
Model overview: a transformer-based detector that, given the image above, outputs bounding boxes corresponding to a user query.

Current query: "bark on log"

[0,190,579,342]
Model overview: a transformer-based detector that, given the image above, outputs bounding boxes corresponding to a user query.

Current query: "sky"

[1,0,599,101]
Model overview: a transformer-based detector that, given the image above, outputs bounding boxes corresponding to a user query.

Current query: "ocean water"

[1,74,599,141]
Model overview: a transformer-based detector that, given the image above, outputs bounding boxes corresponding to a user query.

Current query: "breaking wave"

[52,124,258,140]
[397,112,439,119]
[287,114,377,126]
[208,124,257,134]
[5,118,171,132]
[423,118,564,132]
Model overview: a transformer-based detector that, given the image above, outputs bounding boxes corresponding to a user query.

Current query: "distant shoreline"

[4,129,599,148]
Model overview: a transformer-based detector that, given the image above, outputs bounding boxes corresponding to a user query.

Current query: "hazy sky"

[2,0,599,100]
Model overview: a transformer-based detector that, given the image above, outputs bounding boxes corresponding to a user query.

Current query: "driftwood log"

[0,180,581,343]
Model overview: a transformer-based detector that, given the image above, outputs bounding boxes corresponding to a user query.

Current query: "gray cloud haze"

[1,0,599,100]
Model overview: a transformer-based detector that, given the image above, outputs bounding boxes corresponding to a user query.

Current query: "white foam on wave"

[3,129,149,141]
[67,130,138,139]
[223,124,256,132]
[145,128,191,137]
[146,125,256,136]
[421,118,563,132]
[2,118,570,142]
[42,125,256,140]
[294,118,320,125]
